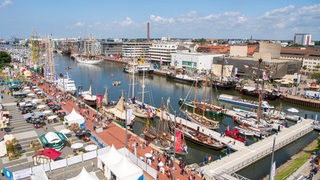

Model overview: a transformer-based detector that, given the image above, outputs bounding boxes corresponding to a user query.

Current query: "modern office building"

[148,43,177,65]
[121,42,151,59]
[171,52,222,72]
[101,40,123,58]
[294,33,312,46]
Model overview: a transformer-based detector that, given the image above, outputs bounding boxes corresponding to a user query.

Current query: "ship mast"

[44,34,54,82]
[257,58,263,123]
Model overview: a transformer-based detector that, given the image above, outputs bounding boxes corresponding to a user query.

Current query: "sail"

[103,87,108,105]
[175,131,183,152]
[88,85,92,95]
[115,96,125,113]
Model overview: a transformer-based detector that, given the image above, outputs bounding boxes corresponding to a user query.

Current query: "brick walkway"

[34,77,201,180]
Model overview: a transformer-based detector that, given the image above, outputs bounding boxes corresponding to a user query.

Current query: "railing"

[208,125,313,179]
[118,148,158,180]
[12,147,110,180]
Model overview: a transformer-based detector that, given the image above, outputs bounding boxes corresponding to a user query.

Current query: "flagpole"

[269,137,276,180]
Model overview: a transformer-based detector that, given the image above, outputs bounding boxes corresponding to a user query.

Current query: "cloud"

[75,21,85,27]
[0,0,12,9]
[150,15,175,24]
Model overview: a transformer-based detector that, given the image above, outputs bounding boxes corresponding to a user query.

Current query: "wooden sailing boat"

[106,91,135,125]
[179,76,222,116]
[181,78,220,130]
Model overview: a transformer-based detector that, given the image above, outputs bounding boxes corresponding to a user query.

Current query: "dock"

[201,118,314,180]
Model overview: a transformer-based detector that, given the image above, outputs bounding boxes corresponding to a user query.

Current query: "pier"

[201,118,314,180]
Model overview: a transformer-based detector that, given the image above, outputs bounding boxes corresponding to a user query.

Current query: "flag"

[96,94,102,108]
[167,97,170,107]
[234,67,238,76]
[263,70,268,80]
[126,108,133,125]
[270,161,276,180]
[175,131,183,152]
[160,57,163,65]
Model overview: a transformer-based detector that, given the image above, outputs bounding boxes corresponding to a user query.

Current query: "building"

[230,45,247,57]
[121,42,151,59]
[171,52,222,72]
[294,33,312,46]
[101,40,123,58]
[215,56,301,79]
[149,43,177,65]
[281,47,320,70]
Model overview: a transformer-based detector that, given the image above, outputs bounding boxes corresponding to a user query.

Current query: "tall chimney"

[147,22,150,42]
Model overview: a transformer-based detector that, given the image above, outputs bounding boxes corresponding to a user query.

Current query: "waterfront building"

[171,52,221,72]
[294,33,312,46]
[148,43,177,65]
[121,42,151,59]
[281,47,320,71]
[101,39,123,58]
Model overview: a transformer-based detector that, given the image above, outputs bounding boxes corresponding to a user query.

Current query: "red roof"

[33,148,61,160]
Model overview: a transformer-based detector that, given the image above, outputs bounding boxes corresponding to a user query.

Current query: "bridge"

[201,119,315,180]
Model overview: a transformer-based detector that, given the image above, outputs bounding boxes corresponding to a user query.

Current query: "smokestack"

[147,22,150,42]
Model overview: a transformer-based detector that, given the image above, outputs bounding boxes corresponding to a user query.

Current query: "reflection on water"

[54,54,320,177]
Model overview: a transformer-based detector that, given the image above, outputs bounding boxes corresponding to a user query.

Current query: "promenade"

[33,77,201,180]
[201,118,314,179]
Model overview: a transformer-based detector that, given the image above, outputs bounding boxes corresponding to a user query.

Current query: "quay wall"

[280,94,320,109]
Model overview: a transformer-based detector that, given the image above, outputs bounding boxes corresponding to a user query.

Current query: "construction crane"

[30,30,41,69]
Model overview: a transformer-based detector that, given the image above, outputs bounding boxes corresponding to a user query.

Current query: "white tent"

[97,145,124,179]
[31,169,49,180]
[0,141,7,157]
[64,109,85,128]
[68,167,99,180]
[109,157,144,180]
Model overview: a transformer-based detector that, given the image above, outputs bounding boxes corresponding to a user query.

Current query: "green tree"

[315,64,320,71]
[0,51,12,67]
[310,73,320,83]
[302,65,307,71]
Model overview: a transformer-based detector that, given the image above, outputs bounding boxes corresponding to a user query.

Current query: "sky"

[0,0,319,40]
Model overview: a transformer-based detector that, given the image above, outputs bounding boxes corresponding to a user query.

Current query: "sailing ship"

[75,37,103,65]
[240,86,280,100]
[211,57,237,90]
[127,69,154,119]
[179,77,222,116]
[105,93,135,127]
[79,84,97,107]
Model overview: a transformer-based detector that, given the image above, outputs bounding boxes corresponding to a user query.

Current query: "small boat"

[112,81,121,86]
[224,129,246,143]
[166,72,203,86]
[285,115,304,123]
[65,66,72,70]
[234,126,255,136]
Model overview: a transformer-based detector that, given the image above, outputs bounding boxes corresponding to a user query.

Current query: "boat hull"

[166,73,203,86]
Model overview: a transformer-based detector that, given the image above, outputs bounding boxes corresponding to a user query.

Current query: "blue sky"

[0,0,319,40]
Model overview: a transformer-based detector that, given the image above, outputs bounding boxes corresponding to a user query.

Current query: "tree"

[302,65,307,71]
[315,64,320,71]
[0,51,12,67]
[310,73,320,83]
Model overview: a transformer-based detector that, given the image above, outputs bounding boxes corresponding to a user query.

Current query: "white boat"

[79,85,97,106]
[218,94,274,110]
[75,37,103,65]
[55,73,77,94]
[285,115,304,123]
[75,55,103,64]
